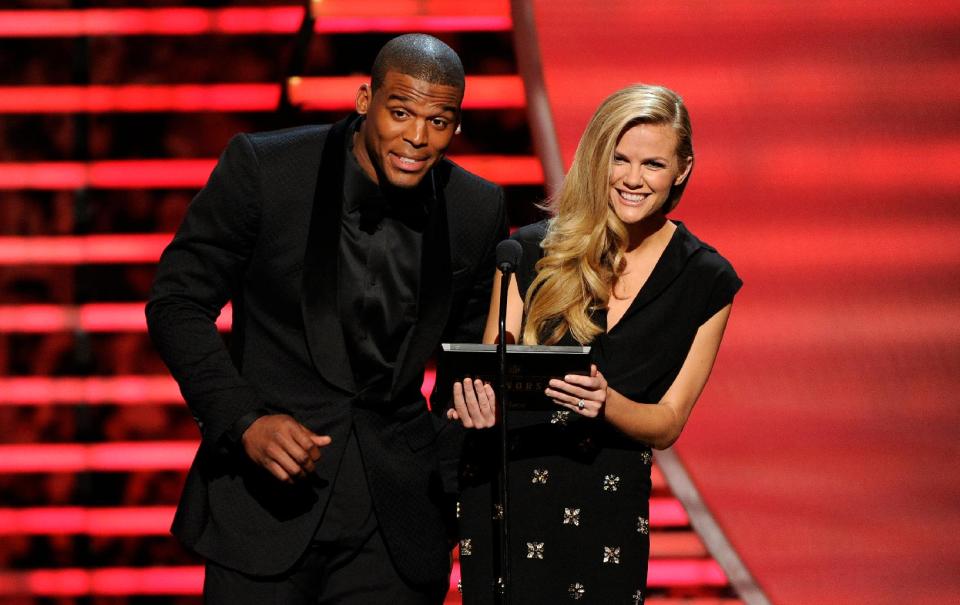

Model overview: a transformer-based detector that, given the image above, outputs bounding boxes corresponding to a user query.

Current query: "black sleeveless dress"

[457,220,742,605]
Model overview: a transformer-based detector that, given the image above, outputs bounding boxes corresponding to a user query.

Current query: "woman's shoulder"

[510,219,550,246]
[675,221,740,281]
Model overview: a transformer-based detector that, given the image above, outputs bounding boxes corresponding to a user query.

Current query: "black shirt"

[338,128,431,403]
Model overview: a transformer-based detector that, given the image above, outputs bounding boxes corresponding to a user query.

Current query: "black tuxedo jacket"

[146,115,506,584]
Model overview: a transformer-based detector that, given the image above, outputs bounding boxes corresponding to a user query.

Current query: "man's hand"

[240,414,332,483]
[447,377,497,429]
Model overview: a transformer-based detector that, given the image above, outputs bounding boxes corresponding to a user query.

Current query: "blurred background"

[0,1,958,604]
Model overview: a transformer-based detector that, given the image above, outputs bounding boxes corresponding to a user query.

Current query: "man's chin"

[384,169,429,190]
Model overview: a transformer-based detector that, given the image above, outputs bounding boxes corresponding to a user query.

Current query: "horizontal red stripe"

[0,499,685,535]
[0,10,508,36]
[0,442,198,473]
[289,75,524,109]
[0,371,437,405]
[0,303,229,332]
[0,234,170,264]
[0,156,542,189]
[0,3,510,36]
[0,84,280,113]
[3,221,956,272]
[0,442,665,491]
[0,76,522,113]
[0,376,181,404]
[0,507,174,535]
[0,559,723,595]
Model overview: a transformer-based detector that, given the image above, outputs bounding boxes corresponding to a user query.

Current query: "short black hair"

[371,34,465,92]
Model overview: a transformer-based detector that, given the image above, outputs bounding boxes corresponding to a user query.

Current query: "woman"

[450,84,742,604]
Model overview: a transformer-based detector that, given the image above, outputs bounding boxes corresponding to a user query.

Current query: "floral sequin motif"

[457,580,463,594]
[603,546,621,564]
[640,449,652,465]
[532,469,549,485]
[459,539,473,556]
[493,504,504,520]
[632,589,645,604]
[637,516,650,535]
[563,507,581,526]
[526,542,544,559]
[550,410,571,426]
[568,582,585,600]
[603,474,620,491]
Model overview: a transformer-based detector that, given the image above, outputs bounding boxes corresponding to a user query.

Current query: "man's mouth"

[390,152,429,172]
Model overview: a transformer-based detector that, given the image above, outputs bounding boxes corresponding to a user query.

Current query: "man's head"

[354,34,466,189]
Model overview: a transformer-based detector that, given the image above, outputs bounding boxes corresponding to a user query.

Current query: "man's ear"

[355,84,371,115]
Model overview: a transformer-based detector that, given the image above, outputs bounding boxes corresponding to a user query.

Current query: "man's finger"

[266,461,292,484]
[268,443,307,478]
[481,383,497,424]
[453,381,474,428]
[277,432,311,468]
[309,435,332,448]
[289,427,319,461]
[462,377,487,428]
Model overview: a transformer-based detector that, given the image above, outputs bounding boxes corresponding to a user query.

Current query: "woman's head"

[563,84,694,224]
[523,85,694,345]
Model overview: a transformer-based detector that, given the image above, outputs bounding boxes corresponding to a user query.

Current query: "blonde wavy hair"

[522,84,694,345]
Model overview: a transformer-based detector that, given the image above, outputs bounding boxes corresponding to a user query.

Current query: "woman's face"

[608,123,691,225]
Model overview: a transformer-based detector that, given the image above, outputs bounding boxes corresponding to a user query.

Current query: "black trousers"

[204,430,449,605]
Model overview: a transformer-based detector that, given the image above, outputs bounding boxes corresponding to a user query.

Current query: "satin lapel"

[391,168,453,398]
[300,116,356,394]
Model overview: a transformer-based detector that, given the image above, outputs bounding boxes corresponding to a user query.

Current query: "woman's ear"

[675,156,694,185]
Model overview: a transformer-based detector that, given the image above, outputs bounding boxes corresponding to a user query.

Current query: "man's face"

[354,71,462,189]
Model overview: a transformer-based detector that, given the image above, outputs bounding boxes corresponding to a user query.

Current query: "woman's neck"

[623,214,674,256]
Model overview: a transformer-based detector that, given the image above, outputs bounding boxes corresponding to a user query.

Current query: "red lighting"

[0,376,182,405]
[0,303,229,333]
[0,373,435,406]
[0,7,509,37]
[0,84,280,113]
[288,75,524,110]
[0,76,523,113]
[0,507,174,535]
[0,500,684,535]
[0,560,723,595]
[0,156,541,189]
[0,442,198,473]
[0,234,170,265]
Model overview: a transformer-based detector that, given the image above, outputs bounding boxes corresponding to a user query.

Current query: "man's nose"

[404,120,428,147]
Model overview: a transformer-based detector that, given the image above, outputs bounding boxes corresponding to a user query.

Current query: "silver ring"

[577,399,585,410]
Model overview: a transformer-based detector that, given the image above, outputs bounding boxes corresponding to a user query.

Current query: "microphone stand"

[494,268,512,605]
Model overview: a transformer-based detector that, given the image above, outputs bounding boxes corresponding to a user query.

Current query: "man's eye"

[432,118,450,128]
[392,110,408,119]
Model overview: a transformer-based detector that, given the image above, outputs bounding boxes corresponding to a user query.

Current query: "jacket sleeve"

[145,133,266,448]
[441,185,509,344]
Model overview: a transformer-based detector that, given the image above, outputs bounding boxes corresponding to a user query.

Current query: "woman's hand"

[447,377,497,429]
[545,364,607,418]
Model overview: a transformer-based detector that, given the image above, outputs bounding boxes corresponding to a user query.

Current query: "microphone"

[493,237,522,603]
[496,239,523,274]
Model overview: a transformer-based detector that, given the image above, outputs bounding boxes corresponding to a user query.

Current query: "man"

[146,34,507,604]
